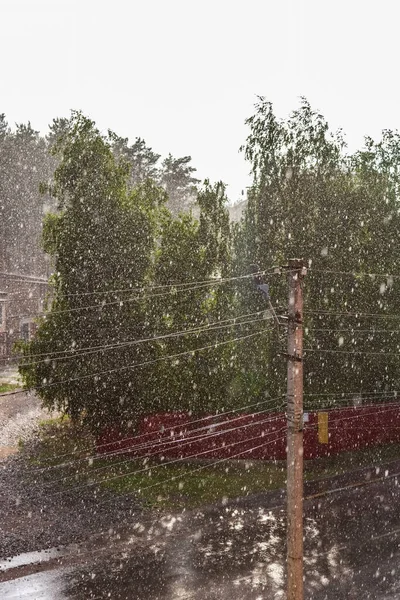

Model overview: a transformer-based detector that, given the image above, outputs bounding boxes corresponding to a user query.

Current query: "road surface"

[0,388,54,459]
[1,463,400,599]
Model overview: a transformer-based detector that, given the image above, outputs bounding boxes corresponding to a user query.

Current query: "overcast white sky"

[2,0,400,202]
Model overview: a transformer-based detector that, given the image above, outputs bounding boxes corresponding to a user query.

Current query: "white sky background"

[1,0,400,202]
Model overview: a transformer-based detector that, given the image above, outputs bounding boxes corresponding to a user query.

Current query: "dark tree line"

[11,99,400,432]
[235,97,400,407]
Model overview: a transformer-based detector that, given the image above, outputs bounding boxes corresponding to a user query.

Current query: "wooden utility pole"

[286,258,305,600]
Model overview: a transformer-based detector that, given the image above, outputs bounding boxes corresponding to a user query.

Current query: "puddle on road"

[0,510,283,599]
[0,545,81,572]
[0,568,70,600]
[2,499,399,599]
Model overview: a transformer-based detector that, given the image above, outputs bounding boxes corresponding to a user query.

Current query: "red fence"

[96,403,400,461]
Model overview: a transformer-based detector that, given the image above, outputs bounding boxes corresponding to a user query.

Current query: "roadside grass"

[25,419,400,510]
[303,443,400,479]
[0,383,20,393]
[27,416,94,467]
[101,461,287,509]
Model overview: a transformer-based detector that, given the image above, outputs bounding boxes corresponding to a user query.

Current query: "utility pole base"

[287,556,304,600]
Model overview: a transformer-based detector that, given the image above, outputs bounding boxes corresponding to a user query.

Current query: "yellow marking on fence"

[318,412,329,444]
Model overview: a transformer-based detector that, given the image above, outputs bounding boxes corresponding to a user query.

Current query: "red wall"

[96,403,400,461]
[303,403,400,459]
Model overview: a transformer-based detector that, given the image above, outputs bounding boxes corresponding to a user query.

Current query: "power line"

[304,348,400,357]
[0,329,268,398]
[11,311,275,365]
[44,413,286,488]
[97,432,288,508]
[30,394,286,467]
[13,462,400,590]
[9,309,270,359]
[258,464,400,516]
[54,270,273,298]
[36,448,400,585]
[308,268,400,280]
[309,397,399,410]
[306,404,400,421]
[305,397,400,410]
[36,409,287,477]
[28,393,398,474]
[8,269,284,321]
[7,269,277,302]
[12,280,241,321]
[304,389,398,398]
[47,427,287,498]
[305,310,400,319]
[10,287,283,324]
[14,317,275,369]
[314,525,400,561]
[320,404,400,421]
[306,328,400,334]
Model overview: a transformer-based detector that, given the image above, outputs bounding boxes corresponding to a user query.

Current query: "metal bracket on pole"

[282,352,303,362]
[249,264,280,328]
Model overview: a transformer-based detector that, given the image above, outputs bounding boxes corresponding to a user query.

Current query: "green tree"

[19,112,165,431]
[109,133,161,187]
[160,153,200,215]
[236,97,400,404]
[18,114,239,430]
[150,181,235,413]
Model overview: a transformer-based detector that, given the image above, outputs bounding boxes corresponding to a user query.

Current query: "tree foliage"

[19,113,165,429]
[237,97,400,404]
[14,97,400,428]
[160,154,200,215]
[18,114,233,430]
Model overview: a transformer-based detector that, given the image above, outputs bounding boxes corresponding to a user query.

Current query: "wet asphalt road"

[1,466,400,599]
[0,388,57,458]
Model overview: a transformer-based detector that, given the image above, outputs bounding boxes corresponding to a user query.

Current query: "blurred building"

[0,201,51,361]
[228,199,247,223]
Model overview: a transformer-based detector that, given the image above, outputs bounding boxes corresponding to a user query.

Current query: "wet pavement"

[2,468,400,599]
[0,388,57,458]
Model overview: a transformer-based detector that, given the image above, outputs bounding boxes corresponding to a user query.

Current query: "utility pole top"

[288,258,304,266]
[287,258,307,275]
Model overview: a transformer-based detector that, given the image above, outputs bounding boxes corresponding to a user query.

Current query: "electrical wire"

[47,427,287,499]
[43,413,287,488]
[12,280,241,321]
[308,397,400,410]
[28,394,398,476]
[98,431,288,508]
[320,393,398,403]
[29,394,286,467]
[305,310,400,319]
[52,269,275,298]
[0,329,268,398]
[37,415,287,481]
[305,404,400,423]
[304,348,400,357]
[10,312,275,367]
[313,525,400,562]
[6,269,277,304]
[7,268,285,322]
[306,328,400,334]
[308,268,400,280]
[16,318,275,369]
[304,389,398,398]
